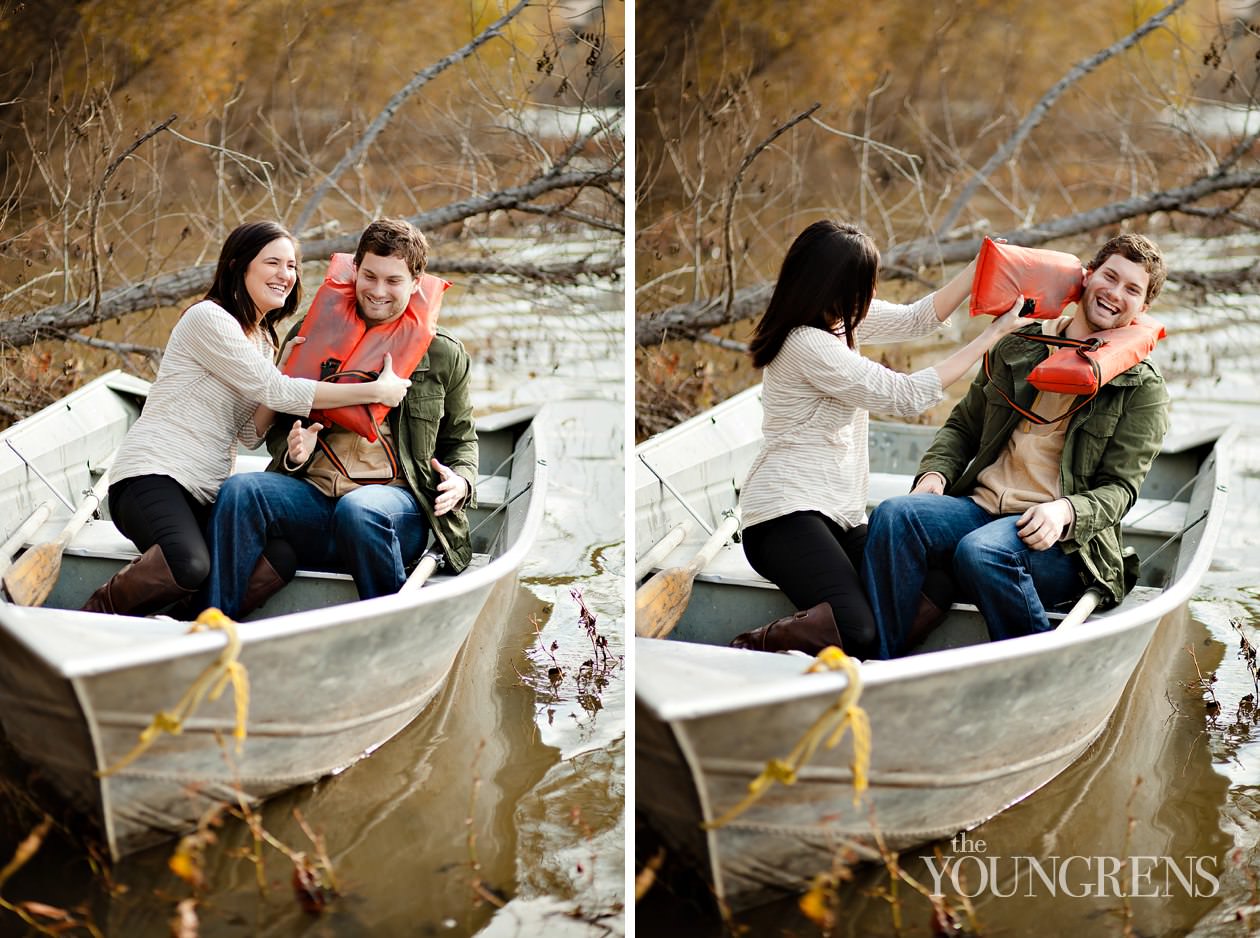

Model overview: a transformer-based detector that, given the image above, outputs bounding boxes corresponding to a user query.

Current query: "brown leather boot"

[904,593,948,650]
[237,555,289,618]
[730,602,844,655]
[81,546,195,616]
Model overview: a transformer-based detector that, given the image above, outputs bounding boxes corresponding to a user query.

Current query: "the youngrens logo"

[921,832,1220,899]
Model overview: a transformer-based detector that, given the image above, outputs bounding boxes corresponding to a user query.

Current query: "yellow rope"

[97,609,250,778]
[703,645,870,830]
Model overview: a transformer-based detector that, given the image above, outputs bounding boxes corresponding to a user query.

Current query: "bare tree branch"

[721,103,819,317]
[59,329,163,364]
[299,165,622,256]
[934,0,1187,239]
[88,114,178,318]
[697,332,749,353]
[434,255,623,283]
[511,202,624,233]
[636,166,1260,346]
[1167,260,1260,292]
[293,0,530,232]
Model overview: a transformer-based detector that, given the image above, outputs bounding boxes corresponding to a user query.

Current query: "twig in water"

[1115,776,1144,937]
[571,586,610,665]
[1232,617,1259,696]
[1185,643,1221,723]
[0,815,107,938]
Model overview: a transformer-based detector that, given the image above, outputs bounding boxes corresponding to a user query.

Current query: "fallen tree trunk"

[636,168,1260,346]
[0,167,622,351]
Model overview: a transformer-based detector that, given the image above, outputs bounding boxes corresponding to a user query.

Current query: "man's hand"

[431,457,469,516]
[912,471,947,495]
[1017,498,1075,550]
[287,419,322,466]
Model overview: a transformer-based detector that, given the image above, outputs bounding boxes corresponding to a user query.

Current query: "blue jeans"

[205,473,428,617]
[863,494,1084,658]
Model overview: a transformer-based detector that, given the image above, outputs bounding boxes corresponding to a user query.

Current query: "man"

[862,233,1170,658]
[204,218,477,617]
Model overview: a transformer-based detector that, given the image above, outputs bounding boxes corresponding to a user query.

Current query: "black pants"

[109,475,212,591]
[741,511,877,658]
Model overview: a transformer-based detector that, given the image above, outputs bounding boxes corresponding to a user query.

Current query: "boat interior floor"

[18,456,511,619]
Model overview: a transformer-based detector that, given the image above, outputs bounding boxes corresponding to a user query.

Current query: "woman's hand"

[986,294,1028,338]
[931,293,1030,389]
[371,353,411,407]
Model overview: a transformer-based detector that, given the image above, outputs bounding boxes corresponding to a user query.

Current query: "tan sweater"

[302,423,406,497]
[970,316,1074,518]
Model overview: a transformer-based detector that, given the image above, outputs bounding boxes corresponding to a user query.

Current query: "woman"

[82,221,410,616]
[732,220,1025,658]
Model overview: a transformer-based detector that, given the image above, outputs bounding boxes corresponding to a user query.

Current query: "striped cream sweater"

[111,300,318,504]
[739,294,947,531]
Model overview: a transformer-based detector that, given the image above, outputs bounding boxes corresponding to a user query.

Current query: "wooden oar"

[1057,587,1103,631]
[634,521,691,582]
[3,456,116,608]
[0,500,56,581]
[635,512,740,639]
[398,549,443,592]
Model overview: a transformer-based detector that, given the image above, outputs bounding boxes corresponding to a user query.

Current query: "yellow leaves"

[168,843,203,890]
[798,872,836,929]
[634,847,666,901]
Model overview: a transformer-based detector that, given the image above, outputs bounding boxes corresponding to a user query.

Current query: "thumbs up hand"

[371,353,411,407]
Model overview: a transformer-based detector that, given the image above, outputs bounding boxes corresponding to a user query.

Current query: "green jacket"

[917,322,1170,606]
[267,324,480,573]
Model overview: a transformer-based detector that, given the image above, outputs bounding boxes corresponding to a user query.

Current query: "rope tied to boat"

[702,645,871,830]
[97,608,250,778]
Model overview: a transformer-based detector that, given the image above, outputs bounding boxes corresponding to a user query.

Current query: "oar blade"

[634,566,696,639]
[2,542,64,608]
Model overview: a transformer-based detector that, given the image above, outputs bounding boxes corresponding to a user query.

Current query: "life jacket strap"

[311,413,401,485]
[982,332,1101,426]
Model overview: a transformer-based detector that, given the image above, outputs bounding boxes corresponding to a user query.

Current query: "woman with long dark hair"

[734,220,1025,658]
[82,220,410,616]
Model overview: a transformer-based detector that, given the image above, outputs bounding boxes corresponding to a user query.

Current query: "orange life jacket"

[970,237,1085,320]
[985,313,1166,425]
[282,253,450,442]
